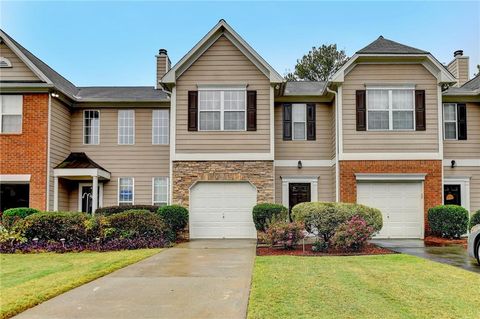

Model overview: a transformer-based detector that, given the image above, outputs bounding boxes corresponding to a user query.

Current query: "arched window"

[0,57,12,68]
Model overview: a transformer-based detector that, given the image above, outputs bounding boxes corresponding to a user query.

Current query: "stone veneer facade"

[339,160,443,233]
[172,161,274,208]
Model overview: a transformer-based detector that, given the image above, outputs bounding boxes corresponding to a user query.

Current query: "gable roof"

[54,152,109,171]
[357,36,429,55]
[161,19,283,84]
[443,74,480,96]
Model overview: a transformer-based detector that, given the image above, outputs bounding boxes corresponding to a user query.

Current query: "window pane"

[199,91,221,111]
[153,109,169,144]
[293,122,306,140]
[119,178,133,203]
[2,95,22,114]
[224,111,245,130]
[368,111,389,130]
[84,110,99,144]
[224,91,245,111]
[153,177,168,204]
[199,111,220,130]
[367,90,389,110]
[292,104,306,122]
[2,115,21,133]
[118,110,134,144]
[445,122,457,139]
[392,90,414,110]
[393,111,414,129]
[444,104,456,121]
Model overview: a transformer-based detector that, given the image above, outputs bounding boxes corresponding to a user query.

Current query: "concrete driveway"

[372,239,480,274]
[15,240,257,319]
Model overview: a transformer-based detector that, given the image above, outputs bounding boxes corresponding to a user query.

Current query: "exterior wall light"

[297,160,302,169]
[451,160,456,168]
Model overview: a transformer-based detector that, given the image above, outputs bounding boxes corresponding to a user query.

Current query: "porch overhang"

[53,168,110,180]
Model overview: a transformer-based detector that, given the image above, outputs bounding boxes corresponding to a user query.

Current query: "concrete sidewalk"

[15,240,257,319]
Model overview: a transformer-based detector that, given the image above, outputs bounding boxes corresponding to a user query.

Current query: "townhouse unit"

[1,20,478,239]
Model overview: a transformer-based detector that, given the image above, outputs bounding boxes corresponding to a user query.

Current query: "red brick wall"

[0,94,49,210]
[339,160,443,233]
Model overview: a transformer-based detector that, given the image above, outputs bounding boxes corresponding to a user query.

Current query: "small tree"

[285,44,348,81]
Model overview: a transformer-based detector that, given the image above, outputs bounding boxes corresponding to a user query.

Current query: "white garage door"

[190,182,257,239]
[357,182,424,238]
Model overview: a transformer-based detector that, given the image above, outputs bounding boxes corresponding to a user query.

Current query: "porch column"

[53,177,59,211]
[92,176,98,216]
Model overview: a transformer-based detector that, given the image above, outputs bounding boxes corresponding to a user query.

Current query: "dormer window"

[0,57,12,68]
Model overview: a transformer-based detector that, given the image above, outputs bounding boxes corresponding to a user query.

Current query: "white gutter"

[326,86,340,202]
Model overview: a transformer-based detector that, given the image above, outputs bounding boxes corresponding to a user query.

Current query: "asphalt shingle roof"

[357,36,429,55]
[283,81,327,96]
[55,152,109,172]
[443,74,480,96]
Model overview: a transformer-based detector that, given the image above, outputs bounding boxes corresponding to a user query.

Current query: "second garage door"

[190,182,257,239]
[357,181,424,238]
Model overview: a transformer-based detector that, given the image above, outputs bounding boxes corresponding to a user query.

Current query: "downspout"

[326,86,340,202]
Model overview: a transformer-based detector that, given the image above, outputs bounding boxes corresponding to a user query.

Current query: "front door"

[444,184,461,206]
[80,186,93,214]
[289,183,311,212]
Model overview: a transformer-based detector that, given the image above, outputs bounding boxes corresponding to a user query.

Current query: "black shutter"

[246,91,257,131]
[307,103,316,140]
[188,91,198,131]
[356,90,366,131]
[415,90,426,131]
[283,103,292,140]
[457,103,467,140]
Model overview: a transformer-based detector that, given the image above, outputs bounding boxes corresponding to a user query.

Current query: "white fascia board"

[0,174,31,183]
[356,173,426,181]
[54,168,111,179]
[330,54,358,83]
[275,160,335,167]
[443,159,480,167]
[340,153,442,161]
[173,153,274,161]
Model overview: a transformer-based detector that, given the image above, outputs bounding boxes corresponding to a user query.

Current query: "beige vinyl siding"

[444,103,480,158]
[274,166,335,204]
[175,36,271,154]
[274,103,335,160]
[342,64,439,153]
[0,43,40,81]
[444,166,480,212]
[48,98,71,211]
[70,108,170,207]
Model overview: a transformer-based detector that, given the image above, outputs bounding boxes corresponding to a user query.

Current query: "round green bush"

[95,205,159,216]
[252,203,288,231]
[106,210,173,241]
[470,210,480,230]
[2,207,40,229]
[156,205,189,236]
[428,205,469,239]
[291,202,383,242]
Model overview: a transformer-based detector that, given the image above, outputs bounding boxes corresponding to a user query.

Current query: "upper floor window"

[0,57,12,68]
[198,89,246,131]
[292,104,306,140]
[0,95,22,133]
[367,88,414,131]
[118,110,135,145]
[118,177,134,205]
[83,110,100,144]
[152,177,168,206]
[152,109,169,145]
[443,103,467,140]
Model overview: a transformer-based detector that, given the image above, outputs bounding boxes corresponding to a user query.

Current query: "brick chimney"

[447,50,470,87]
[156,49,171,87]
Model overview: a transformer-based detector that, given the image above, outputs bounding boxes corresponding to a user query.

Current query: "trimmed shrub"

[157,205,188,237]
[258,220,305,249]
[95,205,158,216]
[252,203,288,231]
[106,210,172,241]
[291,202,382,243]
[428,205,469,238]
[2,207,40,229]
[331,215,375,251]
[470,210,480,229]
[17,212,91,243]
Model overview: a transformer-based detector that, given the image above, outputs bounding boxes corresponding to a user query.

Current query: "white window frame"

[366,87,415,131]
[443,103,458,140]
[117,177,134,205]
[118,110,135,145]
[152,177,169,205]
[152,109,169,145]
[0,57,12,68]
[197,88,247,131]
[292,103,307,141]
[83,109,100,145]
[0,95,23,134]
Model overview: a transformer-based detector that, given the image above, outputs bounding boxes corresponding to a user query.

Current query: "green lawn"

[248,254,480,319]
[0,249,161,319]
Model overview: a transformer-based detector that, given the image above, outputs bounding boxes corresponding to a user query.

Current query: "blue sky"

[1,1,478,86]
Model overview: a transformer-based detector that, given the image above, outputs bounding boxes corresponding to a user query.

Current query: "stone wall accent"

[172,161,274,207]
[0,94,49,210]
[339,160,443,234]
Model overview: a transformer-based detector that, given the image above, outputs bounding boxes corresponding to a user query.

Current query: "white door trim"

[443,176,471,213]
[281,176,319,210]
[78,182,104,212]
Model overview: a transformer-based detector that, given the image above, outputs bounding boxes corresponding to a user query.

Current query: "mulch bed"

[257,243,395,256]
[424,236,467,247]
